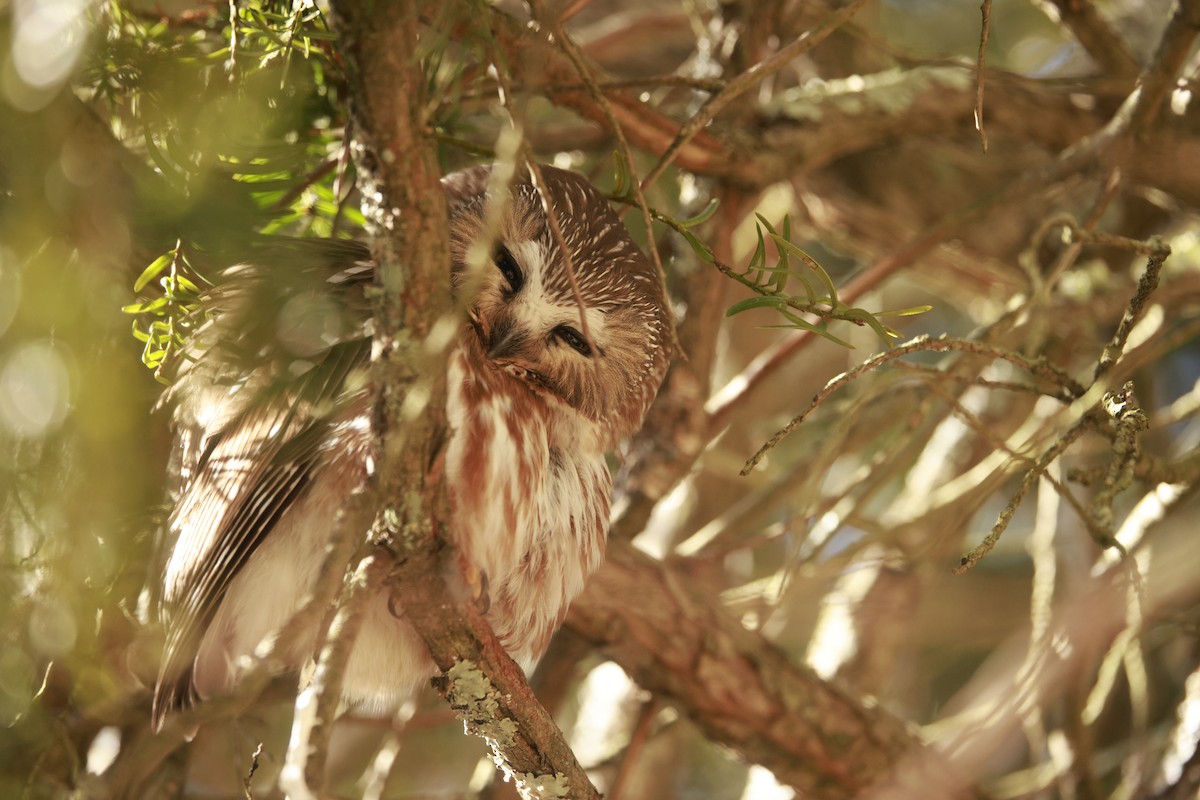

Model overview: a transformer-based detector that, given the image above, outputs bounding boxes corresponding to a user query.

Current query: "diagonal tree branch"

[569,539,976,799]
[1124,0,1200,139]
[1044,0,1140,78]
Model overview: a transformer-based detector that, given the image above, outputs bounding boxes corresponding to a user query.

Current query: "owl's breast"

[445,345,610,667]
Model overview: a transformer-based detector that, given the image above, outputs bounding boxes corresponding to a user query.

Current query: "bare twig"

[485,7,734,177]
[741,335,1085,475]
[1043,0,1139,78]
[488,47,604,371]
[1126,0,1200,139]
[1041,0,1132,77]
[269,153,339,213]
[955,417,1093,574]
[284,546,388,795]
[1094,245,1169,381]
[607,701,661,800]
[974,0,992,153]
[242,742,263,800]
[1027,167,1123,294]
[892,362,1057,398]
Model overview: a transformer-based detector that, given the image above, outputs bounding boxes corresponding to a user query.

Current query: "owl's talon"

[474,569,490,614]
[460,556,490,615]
[387,590,404,620]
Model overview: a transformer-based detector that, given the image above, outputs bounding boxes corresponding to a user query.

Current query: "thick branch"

[387,541,598,797]
[568,540,968,799]
[328,3,598,797]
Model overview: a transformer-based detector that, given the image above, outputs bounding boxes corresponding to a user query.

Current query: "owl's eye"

[494,246,523,293]
[553,325,592,357]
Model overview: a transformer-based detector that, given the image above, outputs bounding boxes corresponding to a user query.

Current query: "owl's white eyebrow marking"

[508,239,606,337]
[510,240,548,292]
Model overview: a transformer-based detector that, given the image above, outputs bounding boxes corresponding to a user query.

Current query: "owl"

[152,165,672,728]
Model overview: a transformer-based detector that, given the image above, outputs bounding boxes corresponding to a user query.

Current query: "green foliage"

[90,2,367,375]
[611,155,929,348]
[121,241,209,381]
[87,0,360,236]
[727,214,932,347]
[648,200,931,348]
[105,0,515,377]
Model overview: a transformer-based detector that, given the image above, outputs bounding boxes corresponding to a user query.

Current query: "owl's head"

[444,165,672,447]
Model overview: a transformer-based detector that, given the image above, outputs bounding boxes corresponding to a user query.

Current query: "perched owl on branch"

[152,165,672,727]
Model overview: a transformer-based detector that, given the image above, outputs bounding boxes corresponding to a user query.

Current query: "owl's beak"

[486,317,530,362]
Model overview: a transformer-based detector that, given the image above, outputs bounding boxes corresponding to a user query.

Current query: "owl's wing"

[153,177,485,726]
[153,242,373,729]
[154,413,327,723]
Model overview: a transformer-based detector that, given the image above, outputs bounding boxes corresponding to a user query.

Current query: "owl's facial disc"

[474,240,607,415]
[447,164,672,446]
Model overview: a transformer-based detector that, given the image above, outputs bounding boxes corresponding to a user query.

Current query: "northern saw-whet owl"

[151,165,672,727]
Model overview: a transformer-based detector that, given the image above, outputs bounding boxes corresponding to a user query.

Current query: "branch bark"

[569,540,968,799]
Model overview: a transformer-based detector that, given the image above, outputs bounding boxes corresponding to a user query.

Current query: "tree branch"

[1044,0,1139,78]
[569,539,973,799]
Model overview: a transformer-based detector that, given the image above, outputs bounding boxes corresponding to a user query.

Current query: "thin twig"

[955,415,1093,574]
[458,73,727,100]
[741,335,1085,475]
[1046,0,1139,78]
[331,120,354,234]
[891,362,1057,398]
[284,544,389,796]
[243,742,264,800]
[706,249,907,345]
[974,0,992,153]
[1088,383,1149,536]
[270,153,339,213]
[1094,245,1169,381]
[607,701,661,800]
[956,238,1169,573]
[558,0,594,23]
[918,376,1115,544]
[1126,0,1200,139]
[528,159,604,373]
[1030,167,1122,295]
[488,34,602,372]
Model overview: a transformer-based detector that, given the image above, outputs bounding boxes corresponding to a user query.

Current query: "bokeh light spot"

[10,0,90,90]
[28,596,77,658]
[0,249,19,338]
[0,340,72,437]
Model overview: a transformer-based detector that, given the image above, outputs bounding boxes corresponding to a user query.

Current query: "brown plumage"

[152,165,672,728]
